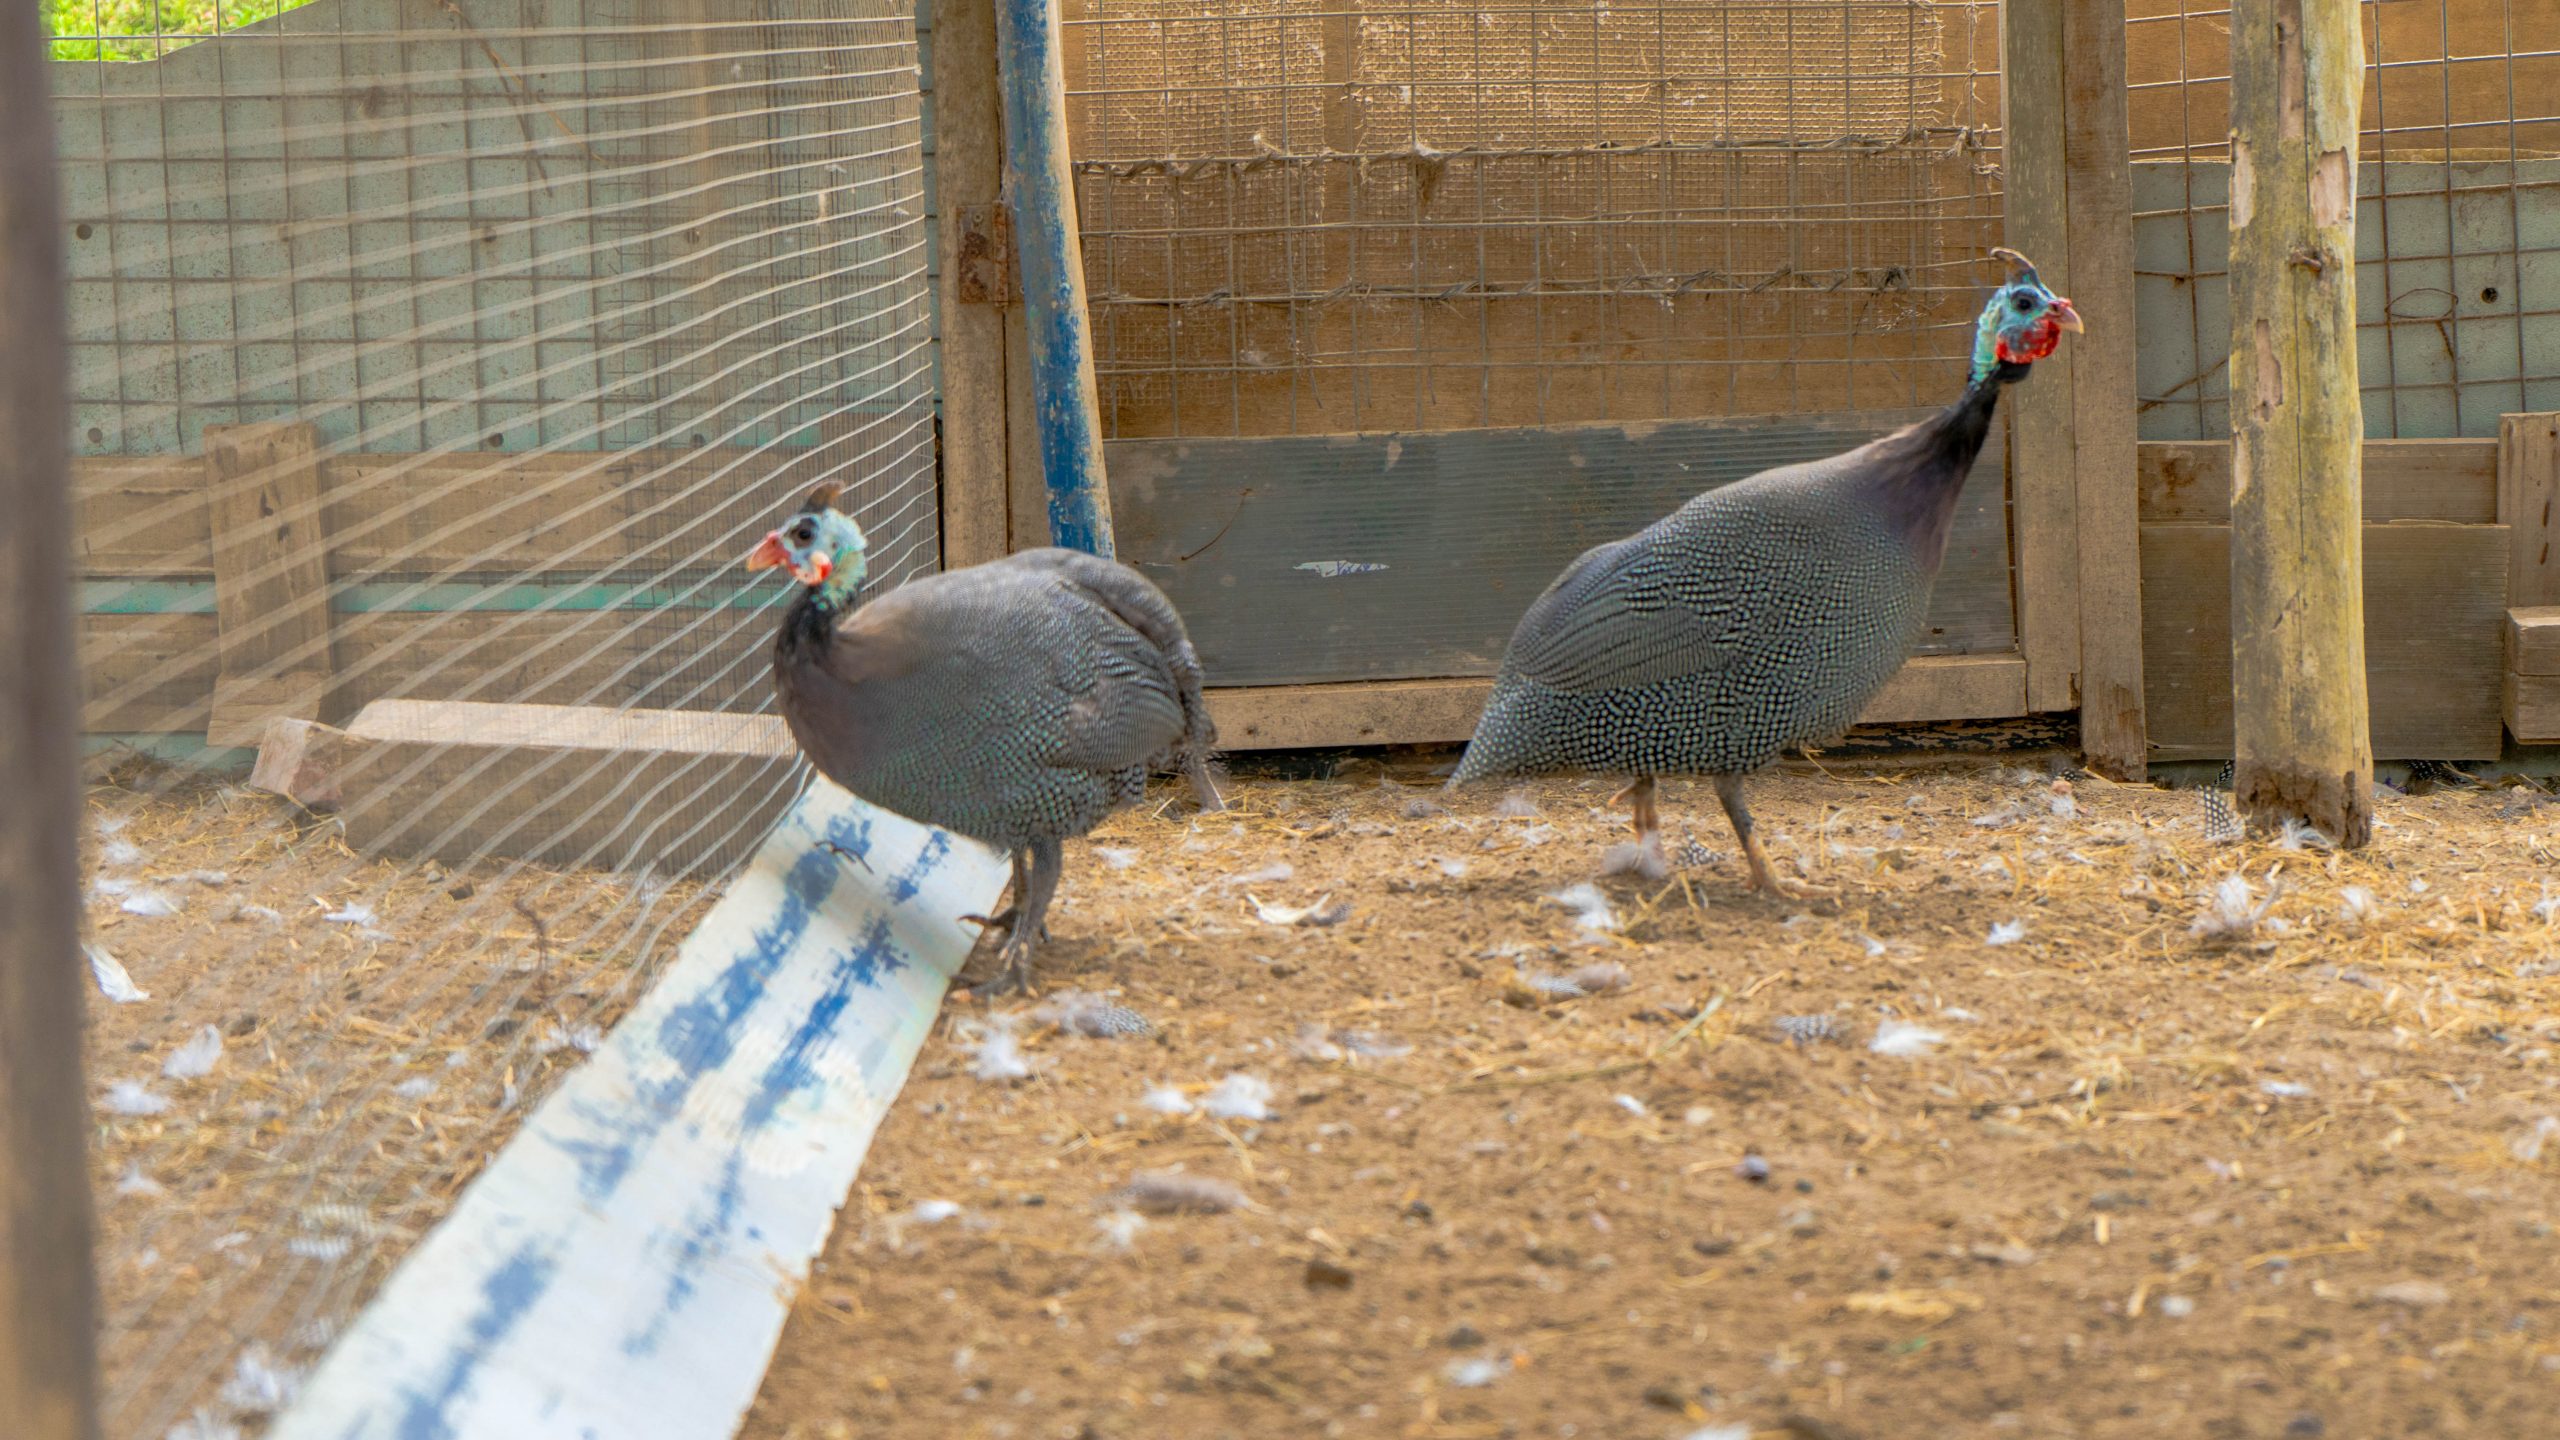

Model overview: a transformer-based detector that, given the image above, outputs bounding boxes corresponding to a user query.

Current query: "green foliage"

[44,0,317,62]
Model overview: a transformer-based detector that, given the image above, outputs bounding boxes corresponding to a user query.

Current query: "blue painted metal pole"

[991,0,1115,557]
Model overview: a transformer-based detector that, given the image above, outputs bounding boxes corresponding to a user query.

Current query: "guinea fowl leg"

[988,838,1065,994]
[959,851,1033,938]
[1608,776,1671,880]
[1713,773,1831,898]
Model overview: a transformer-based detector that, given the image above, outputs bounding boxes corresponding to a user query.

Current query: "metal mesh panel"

[48,1,935,1432]
[1064,0,2008,437]
[2128,0,2560,438]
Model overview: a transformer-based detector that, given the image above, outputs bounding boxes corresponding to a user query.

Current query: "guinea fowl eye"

[2011,292,2036,312]
[791,524,814,544]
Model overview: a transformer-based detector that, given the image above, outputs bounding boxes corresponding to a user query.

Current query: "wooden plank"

[2063,0,2145,778]
[71,455,207,574]
[79,608,770,735]
[2505,672,2560,744]
[1205,655,2027,752]
[0,8,101,1427]
[932,0,1015,568]
[2139,438,2500,524]
[2501,413,2560,608]
[74,448,801,580]
[2507,606,2560,676]
[204,422,335,746]
[331,700,799,878]
[2140,523,2507,761]
[1108,413,2015,689]
[2000,0,2080,716]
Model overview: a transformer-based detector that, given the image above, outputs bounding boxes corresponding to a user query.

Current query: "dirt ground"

[740,758,2560,1440]
[78,761,714,1439]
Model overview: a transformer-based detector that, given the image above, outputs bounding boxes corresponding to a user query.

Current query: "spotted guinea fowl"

[746,487,1221,990]
[1451,249,2082,895]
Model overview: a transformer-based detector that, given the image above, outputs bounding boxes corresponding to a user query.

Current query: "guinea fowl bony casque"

[745,486,1221,990]
[1451,248,2081,894]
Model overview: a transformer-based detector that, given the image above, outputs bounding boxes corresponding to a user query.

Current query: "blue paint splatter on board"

[388,1243,559,1440]
[621,914,913,1355]
[888,831,949,903]
[553,803,876,1201]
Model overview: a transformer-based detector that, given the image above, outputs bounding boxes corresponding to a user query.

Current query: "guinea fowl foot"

[1743,864,1835,900]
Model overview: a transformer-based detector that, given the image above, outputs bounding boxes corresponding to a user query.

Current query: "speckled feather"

[1454,371,2016,784]
[773,547,1215,852]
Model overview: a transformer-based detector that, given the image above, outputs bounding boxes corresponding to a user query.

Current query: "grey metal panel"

[1107,411,2016,688]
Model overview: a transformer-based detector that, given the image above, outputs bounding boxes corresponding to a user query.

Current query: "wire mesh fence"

[48,0,935,1432]
[1063,0,2008,437]
[2128,0,2560,438]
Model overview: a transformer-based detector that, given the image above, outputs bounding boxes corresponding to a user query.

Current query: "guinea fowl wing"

[1038,593,1189,775]
[1502,519,1746,694]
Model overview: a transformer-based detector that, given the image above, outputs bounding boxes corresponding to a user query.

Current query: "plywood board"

[2140,522,2508,760]
[1108,412,2014,689]
[2502,413,2560,608]
[204,422,333,745]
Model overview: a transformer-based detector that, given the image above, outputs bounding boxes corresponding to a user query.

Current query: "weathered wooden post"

[0,3,102,1435]
[2228,0,2372,845]
[992,0,1114,557]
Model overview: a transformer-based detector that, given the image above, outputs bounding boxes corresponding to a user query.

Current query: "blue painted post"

[991,0,1115,557]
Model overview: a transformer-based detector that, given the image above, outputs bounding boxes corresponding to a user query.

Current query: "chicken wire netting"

[48,0,935,1433]
[1063,0,2007,437]
[2129,0,2560,438]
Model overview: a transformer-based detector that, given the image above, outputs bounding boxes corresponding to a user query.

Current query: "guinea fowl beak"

[2048,297,2085,333]
[744,532,790,572]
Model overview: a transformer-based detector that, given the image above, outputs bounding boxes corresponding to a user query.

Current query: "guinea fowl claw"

[818,840,874,873]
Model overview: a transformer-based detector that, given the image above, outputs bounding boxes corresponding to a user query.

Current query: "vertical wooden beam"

[931,0,1016,568]
[993,0,1115,555]
[2000,1,2080,717]
[2061,0,2147,778]
[204,422,335,747]
[2228,0,2372,845]
[2500,411,2560,607]
[0,2,101,1432]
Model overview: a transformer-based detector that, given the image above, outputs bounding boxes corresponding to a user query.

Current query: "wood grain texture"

[2000,0,2079,715]
[2501,413,2560,608]
[1205,655,2026,752]
[2224,0,2373,837]
[2505,672,2560,744]
[0,0,100,1426]
[2142,523,2503,761]
[2141,438,2498,524]
[932,0,1015,568]
[80,609,771,735]
[204,422,334,745]
[2063,0,2147,778]
[1108,413,2015,689]
[330,700,799,877]
[2506,606,2560,676]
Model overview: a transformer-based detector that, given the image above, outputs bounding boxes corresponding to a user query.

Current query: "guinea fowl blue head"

[1969,246,2082,386]
[743,483,869,610]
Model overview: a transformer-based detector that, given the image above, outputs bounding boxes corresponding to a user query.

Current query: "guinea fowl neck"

[1871,359,2029,570]
[778,580,844,660]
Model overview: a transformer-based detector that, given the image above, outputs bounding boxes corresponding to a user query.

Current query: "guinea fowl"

[1452,249,2081,895]
[746,487,1221,991]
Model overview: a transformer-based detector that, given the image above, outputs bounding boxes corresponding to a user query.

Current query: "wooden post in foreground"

[0,3,102,1435]
[2228,0,2372,846]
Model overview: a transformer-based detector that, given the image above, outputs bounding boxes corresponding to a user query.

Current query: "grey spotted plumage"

[1452,273,2071,896]
[2203,760,2241,844]
[768,543,1220,991]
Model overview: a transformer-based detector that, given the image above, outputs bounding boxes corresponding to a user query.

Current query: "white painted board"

[268,779,1007,1440]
